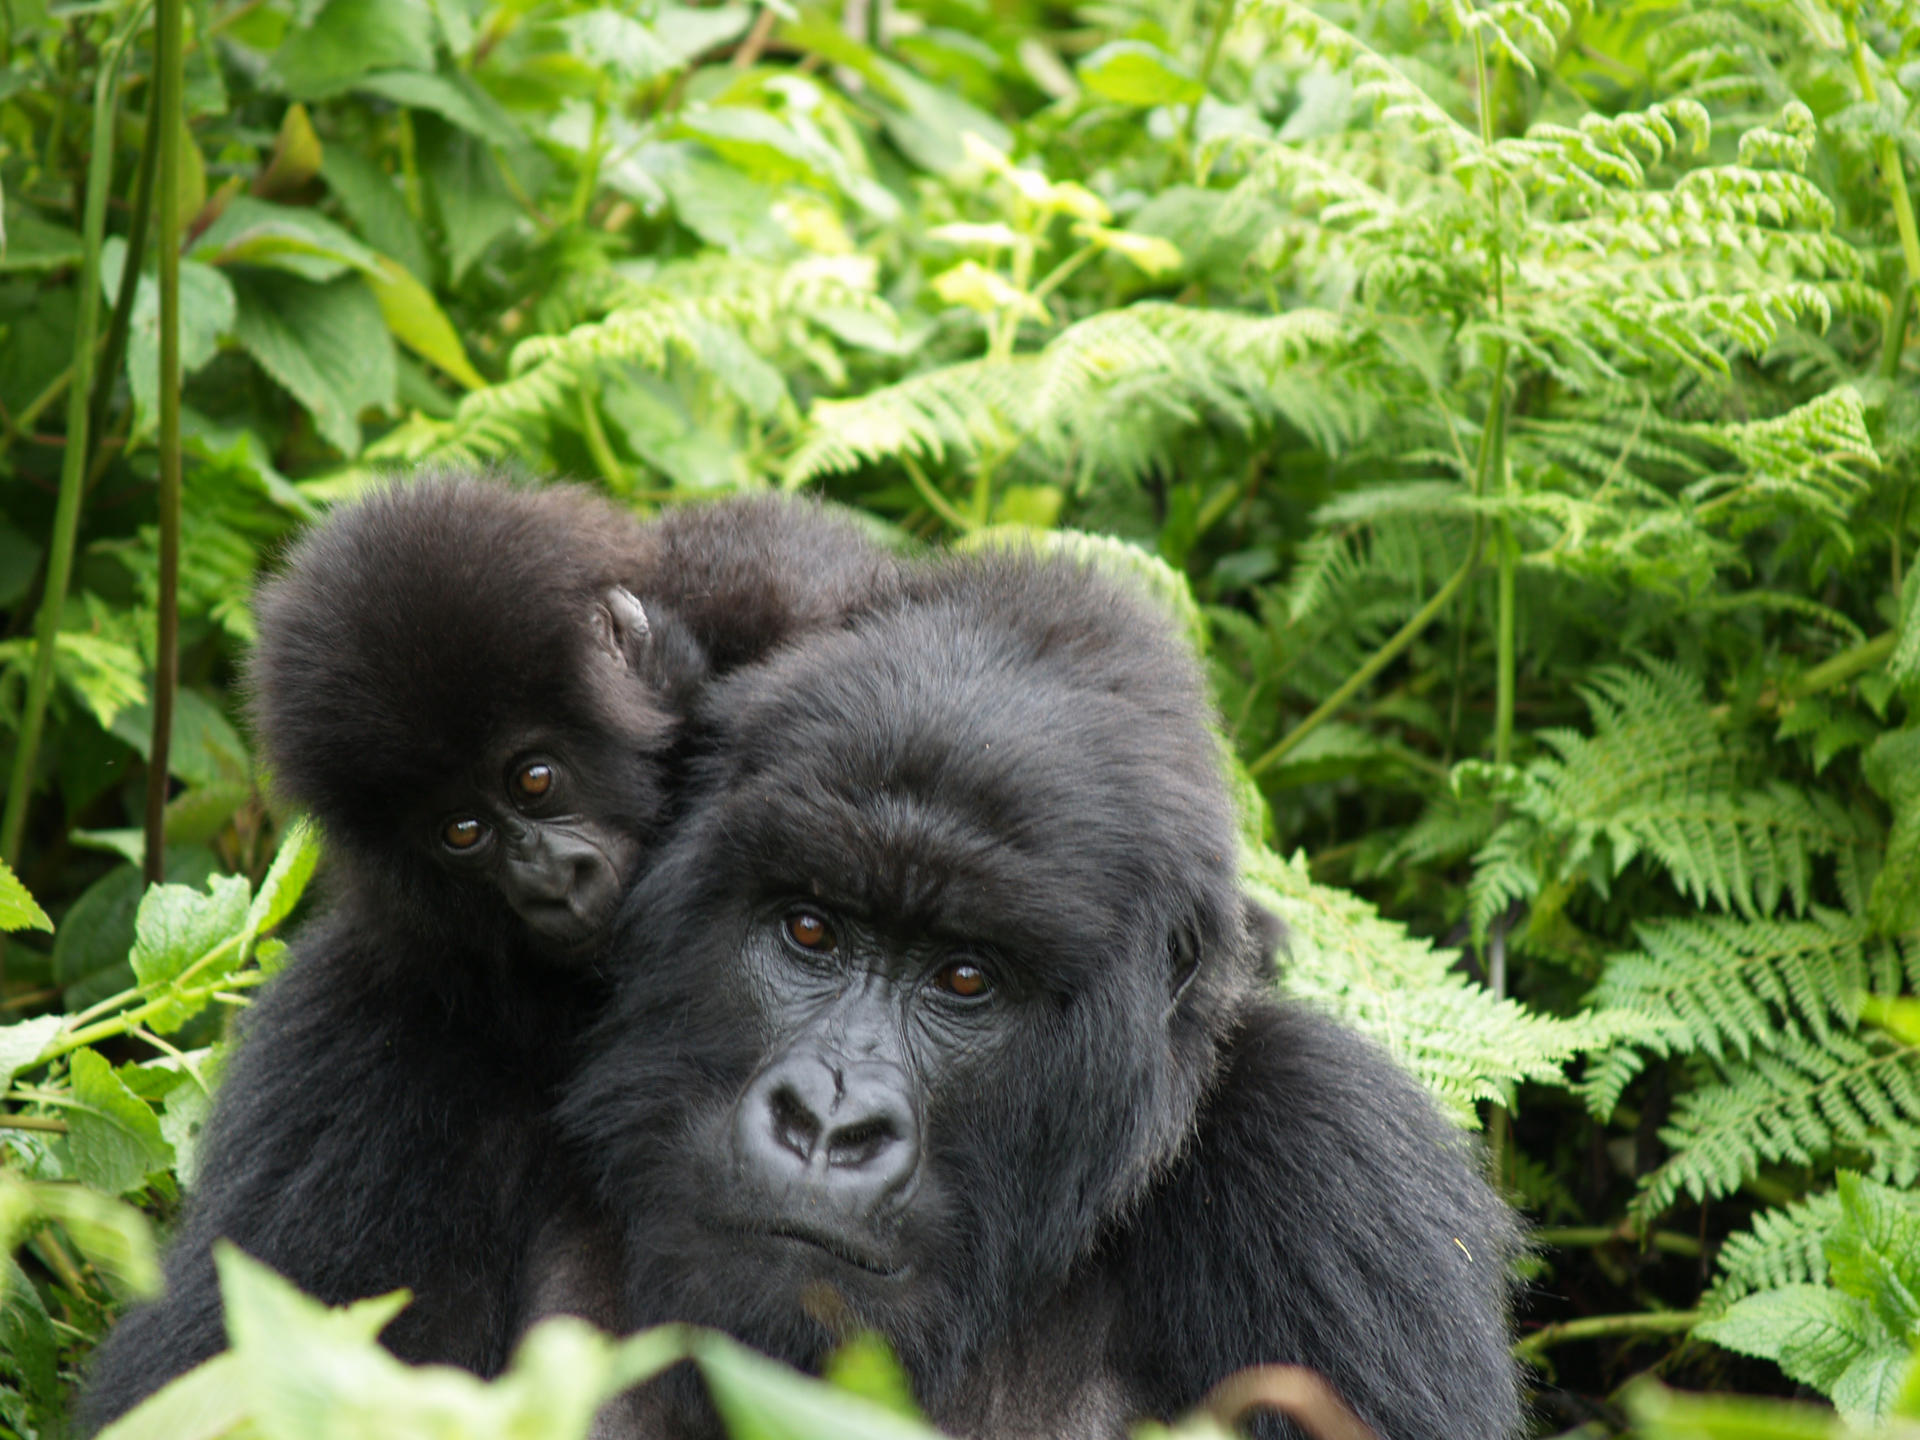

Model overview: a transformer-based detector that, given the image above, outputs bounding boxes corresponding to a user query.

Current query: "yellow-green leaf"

[365,255,486,389]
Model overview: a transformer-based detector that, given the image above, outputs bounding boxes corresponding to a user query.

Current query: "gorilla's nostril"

[769,1085,822,1161]
[826,1116,896,1170]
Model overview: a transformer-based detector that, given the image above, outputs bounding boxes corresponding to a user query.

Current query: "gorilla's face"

[569,573,1252,1407]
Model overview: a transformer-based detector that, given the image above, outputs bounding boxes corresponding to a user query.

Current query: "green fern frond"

[1480,662,1876,925]
[783,303,1356,486]
[1708,1190,1842,1307]
[1580,911,1911,1117]
[1245,849,1606,1123]
[1637,1031,1920,1218]
[1685,387,1879,540]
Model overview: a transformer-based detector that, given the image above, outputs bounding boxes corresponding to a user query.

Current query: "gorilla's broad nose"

[736,1053,918,1213]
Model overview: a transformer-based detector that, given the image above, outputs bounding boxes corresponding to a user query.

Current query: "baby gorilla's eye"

[934,962,990,999]
[443,818,486,851]
[784,911,835,952]
[515,762,553,798]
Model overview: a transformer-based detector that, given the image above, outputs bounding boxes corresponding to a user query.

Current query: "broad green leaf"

[191,195,380,282]
[0,857,50,933]
[930,260,1041,319]
[1824,1173,1920,1335]
[66,1048,175,1196]
[232,272,396,456]
[353,70,524,149]
[1625,1379,1841,1439]
[695,1330,945,1440]
[319,147,433,282]
[129,873,252,1034]
[270,0,435,100]
[111,686,251,789]
[102,240,236,432]
[161,1077,216,1189]
[1862,726,1920,934]
[643,142,788,256]
[1830,1345,1914,1424]
[211,1246,686,1438]
[0,1016,60,1086]
[96,1353,251,1440]
[1697,1284,1883,1394]
[50,854,218,1007]
[675,107,834,187]
[653,3,752,65]
[565,10,676,84]
[240,817,322,964]
[1077,40,1205,108]
[365,255,486,389]
[419,123,522,282]
[683,316,786,419]
[0,205,83,272]
[0,1256,57,1412]
[871,59,1009,173]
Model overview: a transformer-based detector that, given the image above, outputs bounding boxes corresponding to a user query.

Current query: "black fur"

[561,549,1521,1440]
[79,477,896,1428]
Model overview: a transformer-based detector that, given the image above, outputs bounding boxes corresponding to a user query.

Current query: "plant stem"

[88,46,161,454]
[0,1115,68,1133]
[901,455,977,533]
[1249,539,1485,776]
[1533,1226,1703,1258]
[1843,10,1920,291]
[145,0,186,886]
[1789,630,1896,697]
[1174,0,1237,177]
[1512,1309,1702,1363]
[0,2,145,882]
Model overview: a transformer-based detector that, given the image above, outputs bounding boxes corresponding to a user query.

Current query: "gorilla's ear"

[1245,899,1287,967]
[592,587,652,669]
[1167,925,1201,1008]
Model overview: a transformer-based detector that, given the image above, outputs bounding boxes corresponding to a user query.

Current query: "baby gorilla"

[80,476,897,1428]
[562,550,1520,1440]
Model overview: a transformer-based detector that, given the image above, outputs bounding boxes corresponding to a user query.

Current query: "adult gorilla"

[562,551,1520,1440]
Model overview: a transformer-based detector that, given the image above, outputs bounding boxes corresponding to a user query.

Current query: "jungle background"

[3,0,1920,1434]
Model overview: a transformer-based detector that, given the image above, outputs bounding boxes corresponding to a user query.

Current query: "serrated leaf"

[1077,41,1205,108]
[104,242,235,433]
[0,1016,60,1087]
[0,857,50,932]
[0,1256,57,1411]
[131,873,252,1033]
[66,1048,174,1196]
[1830,1344,1914,1424]
[240,817,322,964]
[1825,1173,1920,1336]
[232,271,396,456]
[271,0,435,100]
[1697,1284,1884,1394]
[353,70,524,149]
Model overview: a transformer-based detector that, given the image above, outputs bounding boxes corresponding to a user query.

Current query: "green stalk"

[144,0,185,885]
[1248,539,1486,776]
[1174,0,1237,176]
[87,59,161,455]
[1512,1309,1702,1363]
[0,3,148,878]
[1843,9,1920,292]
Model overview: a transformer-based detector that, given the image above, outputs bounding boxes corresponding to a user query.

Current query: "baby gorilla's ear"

[592,586,652,670]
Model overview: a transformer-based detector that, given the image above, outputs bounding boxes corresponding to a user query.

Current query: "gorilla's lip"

[733,1222,907,1278]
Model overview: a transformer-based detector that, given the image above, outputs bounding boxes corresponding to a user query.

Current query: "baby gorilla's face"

[423,736,643,953]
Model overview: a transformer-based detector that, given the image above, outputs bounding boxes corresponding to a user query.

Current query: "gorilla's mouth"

[755,1224,907,1278]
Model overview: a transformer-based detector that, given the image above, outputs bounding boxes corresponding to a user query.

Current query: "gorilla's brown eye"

[935,963,990,999]
[443,818,485,851]
[784,912,834,951]
[515,762,553,798]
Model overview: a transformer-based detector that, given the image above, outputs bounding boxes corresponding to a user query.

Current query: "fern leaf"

[1638,1031,1920,1218]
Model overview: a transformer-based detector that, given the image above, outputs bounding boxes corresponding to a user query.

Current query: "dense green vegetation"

[5,0,1920,1434]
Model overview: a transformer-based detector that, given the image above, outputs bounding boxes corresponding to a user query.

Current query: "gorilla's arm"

[1110,999,1522,1440]
[79,905,569,1429]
